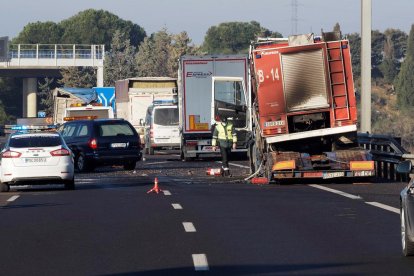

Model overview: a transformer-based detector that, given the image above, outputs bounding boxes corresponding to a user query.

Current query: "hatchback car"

[397,160,414,256]
[0,131,75,192]
[58,118,142,172]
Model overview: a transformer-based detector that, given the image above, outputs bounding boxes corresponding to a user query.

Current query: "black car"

[58,119,142,172]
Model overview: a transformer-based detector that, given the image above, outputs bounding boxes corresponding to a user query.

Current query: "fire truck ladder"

[327,41,350,122]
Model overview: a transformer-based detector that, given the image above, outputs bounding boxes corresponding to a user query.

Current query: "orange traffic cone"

[147,177,163,194]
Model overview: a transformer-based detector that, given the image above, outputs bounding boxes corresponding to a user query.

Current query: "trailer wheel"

[249,143,261,174]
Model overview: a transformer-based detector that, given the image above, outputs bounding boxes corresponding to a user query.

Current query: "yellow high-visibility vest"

[212,122,237,146]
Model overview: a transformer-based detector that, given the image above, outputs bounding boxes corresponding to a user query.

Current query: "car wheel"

[64,178,75,190]
[0,182,10,192]
[401,207,414,256]
[76,153,92,173]
[124,161,136,171]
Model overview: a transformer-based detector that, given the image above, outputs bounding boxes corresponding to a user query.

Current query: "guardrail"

[358,133,412,182]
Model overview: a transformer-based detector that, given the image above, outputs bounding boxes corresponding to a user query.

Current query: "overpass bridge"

[0,44,105,117]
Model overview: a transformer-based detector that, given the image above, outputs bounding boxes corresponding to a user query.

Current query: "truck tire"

[149,147,155,155]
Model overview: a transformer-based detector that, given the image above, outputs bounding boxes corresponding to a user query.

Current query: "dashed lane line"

[192,254,209,271]
[309,184,400,215]
[216,161,250,169]
[143,161,170,165]
[309,184,362,200]
[366,202,400,214]
[163,190,172,196]
[172,203,183,209]
[183,222,196,232]
[7,195,20,202]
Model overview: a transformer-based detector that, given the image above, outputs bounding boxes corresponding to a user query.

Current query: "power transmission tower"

[291,0,299,35]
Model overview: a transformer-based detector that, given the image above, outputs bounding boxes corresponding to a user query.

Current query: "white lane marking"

[309,184,362,200]
[172,203,183,209]
[7,195,20,202]
[216,161,250,169]
[163,190,172,196]
[183,222,197,232]
[144,161,170,165]
[366,202,400,214]
[192,254,209,271]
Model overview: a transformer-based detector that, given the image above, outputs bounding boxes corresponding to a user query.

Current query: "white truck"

[53,87,115,124]
[115,77,178,144]
[178,55,251,161]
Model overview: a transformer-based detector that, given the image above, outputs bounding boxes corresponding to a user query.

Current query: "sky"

[1,0,413,45]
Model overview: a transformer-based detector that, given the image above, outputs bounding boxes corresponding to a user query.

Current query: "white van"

[144,104,180,155]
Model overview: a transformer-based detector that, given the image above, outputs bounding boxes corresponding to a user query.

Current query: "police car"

[0,125,75,192]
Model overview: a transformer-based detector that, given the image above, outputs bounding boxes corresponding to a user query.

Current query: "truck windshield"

[214,80,246,106]
[154,108,179,126]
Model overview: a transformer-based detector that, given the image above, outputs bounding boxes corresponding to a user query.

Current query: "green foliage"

[59,67,96,88]
[202,21,282,54]
[136,29,198,77]
[0,77,21,119]
[104,30,137,86]
[38,78,57,116]
[12,21,63,44]
[371,30,386,78]
[396,25,414,110]
[347,33,361,78]
[60,9,146,50]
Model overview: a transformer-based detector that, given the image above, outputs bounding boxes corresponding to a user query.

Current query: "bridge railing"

[358,133,412,182]
[7,44,104,60]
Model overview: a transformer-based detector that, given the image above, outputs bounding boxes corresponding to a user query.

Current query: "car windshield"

[9,135,62,148]
[154,108,179,126]
[99,123,135,137]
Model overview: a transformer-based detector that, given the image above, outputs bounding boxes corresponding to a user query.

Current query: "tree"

[59,67,96,88]
[60,9,146,50]
[136,29,172,77]
[380,29,408,83]
[38,78,57,116]
[333,22,341,33]
[371,30,386,78]
[136,29,199,77]
[202,21,282,54]
[347,33,361,79]
[12,22,63,44]
[396,25,414,109]
[104,30,137,86]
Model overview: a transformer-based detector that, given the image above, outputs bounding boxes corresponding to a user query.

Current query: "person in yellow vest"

[211,116,237,176]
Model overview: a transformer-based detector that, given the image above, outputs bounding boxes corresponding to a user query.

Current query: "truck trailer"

[248,33,374,182]
[115,77,177,144]
[178,55,251,161]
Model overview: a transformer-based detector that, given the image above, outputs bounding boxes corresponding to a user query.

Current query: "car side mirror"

[397,160,412,174]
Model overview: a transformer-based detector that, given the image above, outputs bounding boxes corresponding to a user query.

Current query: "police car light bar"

[4,124,58,134]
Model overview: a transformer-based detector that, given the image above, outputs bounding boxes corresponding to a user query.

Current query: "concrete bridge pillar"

[23,78,37,117]
[97,66,104,87]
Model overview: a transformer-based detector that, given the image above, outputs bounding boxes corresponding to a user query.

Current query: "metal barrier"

[358,133,412,182]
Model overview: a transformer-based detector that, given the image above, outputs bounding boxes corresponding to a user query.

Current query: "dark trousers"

[219,145,231,169]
